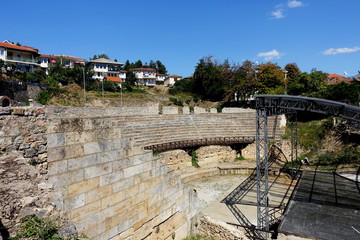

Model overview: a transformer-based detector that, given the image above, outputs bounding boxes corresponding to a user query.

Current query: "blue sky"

[2,0,359,77]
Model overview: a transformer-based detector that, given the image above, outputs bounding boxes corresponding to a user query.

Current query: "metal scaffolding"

[254,95,360,239]
[255,97,269,239]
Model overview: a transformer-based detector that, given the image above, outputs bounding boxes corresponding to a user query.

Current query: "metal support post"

[256,97,269,239]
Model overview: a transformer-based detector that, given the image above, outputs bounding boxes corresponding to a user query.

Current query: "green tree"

[149,60,156,69]
[134,60,143,68]
[256,63,285,94]
[192,56,225,101]
[123,60,131,71]
[126,71,137,86]
[228,60,258,103]
[156,60,167,74]
[90,54,110,60]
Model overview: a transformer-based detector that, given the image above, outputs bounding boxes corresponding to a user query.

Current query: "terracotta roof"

[326,73,352,85]
[89,58,122,65]
[156,73,167,76]
[0,42,39,54]
[105,76,122,83]
[40,54,85,62]
[130,68,156,72]
[168,74,183,78]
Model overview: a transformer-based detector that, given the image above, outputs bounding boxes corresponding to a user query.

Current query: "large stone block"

[67,177,100,197]
[84,162,112,179]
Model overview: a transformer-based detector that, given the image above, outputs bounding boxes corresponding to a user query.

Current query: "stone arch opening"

[0,96,11,107]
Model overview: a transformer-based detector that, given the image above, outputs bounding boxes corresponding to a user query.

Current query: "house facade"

[0,41,40,72]
[156,73,168,84]
[87,58,123,81]
[130,67,157,87]
[40,55,85,74]
[165,74,182,86]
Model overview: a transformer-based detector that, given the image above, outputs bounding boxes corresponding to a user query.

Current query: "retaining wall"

[0,105,285,240]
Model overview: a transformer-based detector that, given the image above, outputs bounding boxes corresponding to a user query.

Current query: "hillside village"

[0,40,183,88]
[1,39,359,109]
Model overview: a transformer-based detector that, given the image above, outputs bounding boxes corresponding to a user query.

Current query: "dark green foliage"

[191,150,200,168]
[336,145,360,164]
[125,72,137,86]
[321,81,360,105]
[90,54,109,60]
[156,60,167,74]
[192,56,226,101]
[9,215,87,240]
[169,97,183,106]
[169,79,192,95]
[134,60,143,68]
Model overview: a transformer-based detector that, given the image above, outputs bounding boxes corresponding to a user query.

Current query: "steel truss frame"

[255,97,269,239]
[255,95,360,239]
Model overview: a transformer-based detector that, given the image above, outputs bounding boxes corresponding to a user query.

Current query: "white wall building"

[165,74,183,86]
[39,55,85,74]
[130,68,157,87]
[156,73,167,84]
[0,41,40,72]
[87,58,123,81]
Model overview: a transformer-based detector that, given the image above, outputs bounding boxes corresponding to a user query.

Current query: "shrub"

[191,150,200,168]
[10,215,87,240]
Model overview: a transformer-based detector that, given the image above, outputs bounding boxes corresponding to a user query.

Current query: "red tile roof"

[130,68,156,72]
[105,76,122,83]
[40,54,85,62]
[0,42,39,54]
[326,73,352,85]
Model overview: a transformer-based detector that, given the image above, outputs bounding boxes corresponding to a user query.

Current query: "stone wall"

[0,105,286,239]
[46,115,199,239]
[199,216,247,240]
[0,107,60,234]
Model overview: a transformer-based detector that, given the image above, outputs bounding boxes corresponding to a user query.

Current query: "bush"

[10,215,87,240]
[37,91,52,105]
[191,150,200,168]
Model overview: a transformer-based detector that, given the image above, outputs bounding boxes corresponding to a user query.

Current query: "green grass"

[234,156,246,161]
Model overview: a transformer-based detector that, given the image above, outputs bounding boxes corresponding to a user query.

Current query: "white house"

[165,74,182,86]
[87,58,123,81]
[0,41,40,72]
[130,67,157,87]
[156,73,167,84]
[119,70,126,82]
[40,54,85,74]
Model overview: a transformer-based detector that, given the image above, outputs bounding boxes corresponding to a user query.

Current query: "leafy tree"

[192,56,225,101]
[228,60,258,103]
[322,81,360,105]
[134,60,143,68]
[156,60,167,74]
[123,60,131,71]
[149,60,156,69]
[285,63,301,92]
[90,54,109,60]
[126,71,137,86]
[169,78,192,95]
[256,63,285,94]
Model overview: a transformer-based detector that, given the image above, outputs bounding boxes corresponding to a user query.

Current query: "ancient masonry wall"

[46,115,199,240]
[1,105,285,240]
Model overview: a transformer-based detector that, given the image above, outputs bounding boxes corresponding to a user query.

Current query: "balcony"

[6,56,39,64]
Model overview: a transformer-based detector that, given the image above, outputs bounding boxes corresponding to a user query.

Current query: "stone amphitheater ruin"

[1,104,358,240]
[1,104,286,239]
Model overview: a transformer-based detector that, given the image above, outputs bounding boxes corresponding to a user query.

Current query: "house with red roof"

[87,58,123,82]
[326,73,352,85]
[0,40,40,72]
[40,54,85,74]
[130,67,157,87]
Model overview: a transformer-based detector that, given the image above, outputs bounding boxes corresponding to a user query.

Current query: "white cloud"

[271,9,285,19]
[287,0,304,8]
[257,49,282,61]
[322,47,360,55]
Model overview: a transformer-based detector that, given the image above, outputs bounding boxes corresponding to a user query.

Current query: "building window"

[0,49,4,55]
